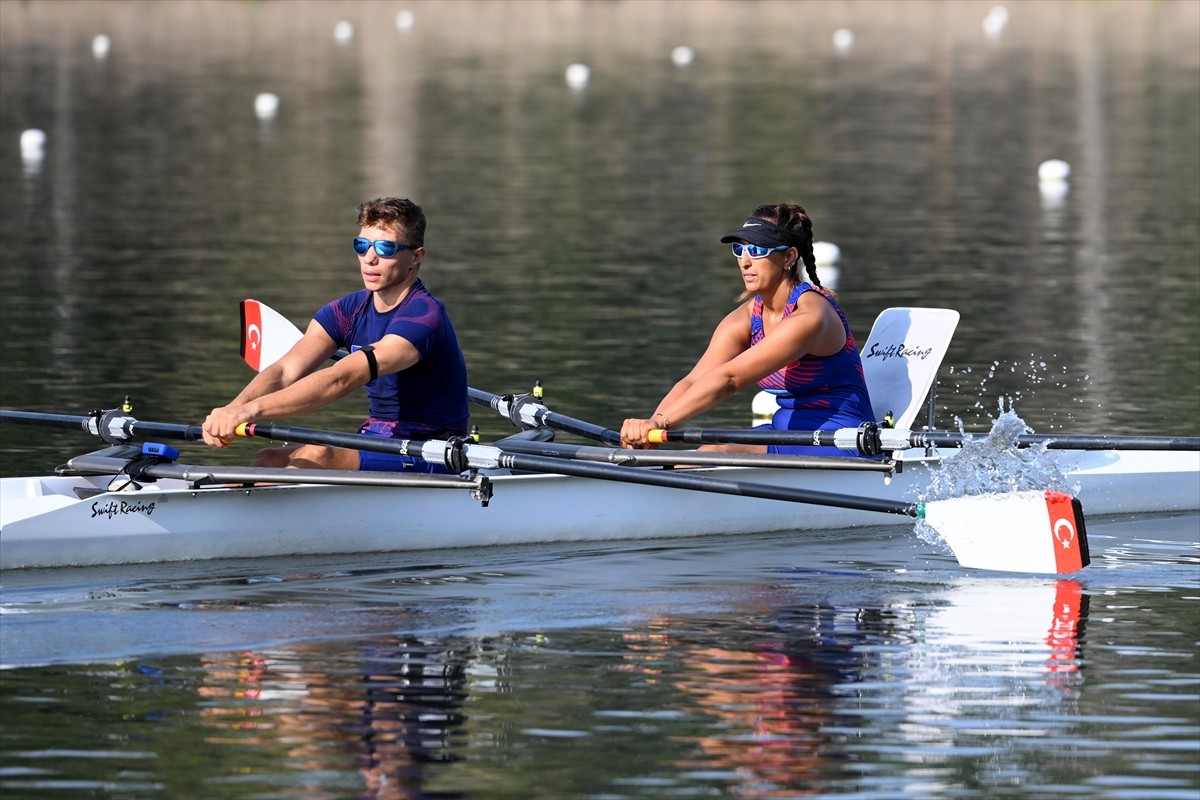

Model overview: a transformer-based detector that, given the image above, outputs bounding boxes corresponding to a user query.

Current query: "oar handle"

[649,427,852,448]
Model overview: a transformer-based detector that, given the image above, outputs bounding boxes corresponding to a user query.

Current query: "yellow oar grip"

[648,429,667,444]
[234,422,253,437]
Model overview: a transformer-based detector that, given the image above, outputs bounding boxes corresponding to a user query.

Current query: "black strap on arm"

[360,344,379,382]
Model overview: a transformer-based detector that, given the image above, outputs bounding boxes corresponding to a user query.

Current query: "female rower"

[620,202,872,455]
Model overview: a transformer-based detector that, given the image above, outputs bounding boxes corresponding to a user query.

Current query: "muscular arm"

[202,321,420,446]
[621,292,846,446]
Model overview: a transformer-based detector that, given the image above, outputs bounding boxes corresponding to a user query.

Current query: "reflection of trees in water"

[198,637,473,800]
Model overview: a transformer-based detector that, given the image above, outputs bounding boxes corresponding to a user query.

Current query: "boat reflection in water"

[197,639,473,800]
[617,578,1087,797]
[892,576,1088,764]
[109,563,1091,798]
[628,609,863,795]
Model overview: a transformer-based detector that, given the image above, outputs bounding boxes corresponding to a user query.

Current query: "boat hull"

[1,449,1197,569]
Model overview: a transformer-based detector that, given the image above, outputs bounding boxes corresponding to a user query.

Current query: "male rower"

[201,197,469,473]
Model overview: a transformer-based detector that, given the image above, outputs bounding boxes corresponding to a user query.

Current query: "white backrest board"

[859,307,960,430]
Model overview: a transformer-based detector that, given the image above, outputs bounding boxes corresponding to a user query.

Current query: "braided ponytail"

[748,203,822,289]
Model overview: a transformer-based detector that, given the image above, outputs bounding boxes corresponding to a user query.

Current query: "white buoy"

[565,63,590,90]
[983,5,1009,39]
[1038,159,1070,183]
[671,46,694,67]
[1038,159,1070,203]
[92,34,111,59]
[395,10,415,31]
[832,28,854,52]
[254,93,280,120]
[334,21,354,43]
[812,241,841,290]
[20,128,46,160]
[752,391,780,425]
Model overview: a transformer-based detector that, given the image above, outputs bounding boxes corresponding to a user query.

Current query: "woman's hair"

[357,197,426,247]
[734,202,824,303]
[748,202,820,288]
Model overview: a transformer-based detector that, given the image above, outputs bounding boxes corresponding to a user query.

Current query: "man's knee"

[250,444,354,470]
[251,446,300,468]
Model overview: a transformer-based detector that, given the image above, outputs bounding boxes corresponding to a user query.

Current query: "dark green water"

[1,2,1197,798]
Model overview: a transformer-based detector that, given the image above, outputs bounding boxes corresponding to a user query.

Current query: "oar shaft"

[468,388,622,446]
[0,409,203,443]
[653,428,844,447]
[975,433,1200,451]
[1,410,94,433]
[652,426,1200,452]
[501,451,919,517]
[496,438,897,472]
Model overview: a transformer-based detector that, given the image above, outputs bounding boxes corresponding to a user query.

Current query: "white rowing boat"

[1,423,1196,572]
[2,304,1196,572]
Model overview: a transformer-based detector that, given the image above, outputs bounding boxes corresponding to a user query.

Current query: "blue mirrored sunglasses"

[731,243,788,259]
[353,237,414,258]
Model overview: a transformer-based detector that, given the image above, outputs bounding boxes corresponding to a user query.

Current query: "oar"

[240,298,346,371]
[493,437,897,473]
[0,408,206,443]
[649,426,1200,453]
[240,299,621,444]
[229,423,1087,575]
[466,387,621,445]
[227,420,1087,574]
[0,406,1091,574]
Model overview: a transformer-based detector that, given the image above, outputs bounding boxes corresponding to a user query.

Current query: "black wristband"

[361,344,378,382]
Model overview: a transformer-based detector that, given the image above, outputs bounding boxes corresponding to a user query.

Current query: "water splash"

[914,400,1077,550]
[921,400,1074,503]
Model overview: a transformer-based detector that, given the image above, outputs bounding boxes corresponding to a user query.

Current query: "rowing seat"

[751,306,960,430]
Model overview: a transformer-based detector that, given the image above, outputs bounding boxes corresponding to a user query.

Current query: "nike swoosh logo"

[742,223,761,227]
